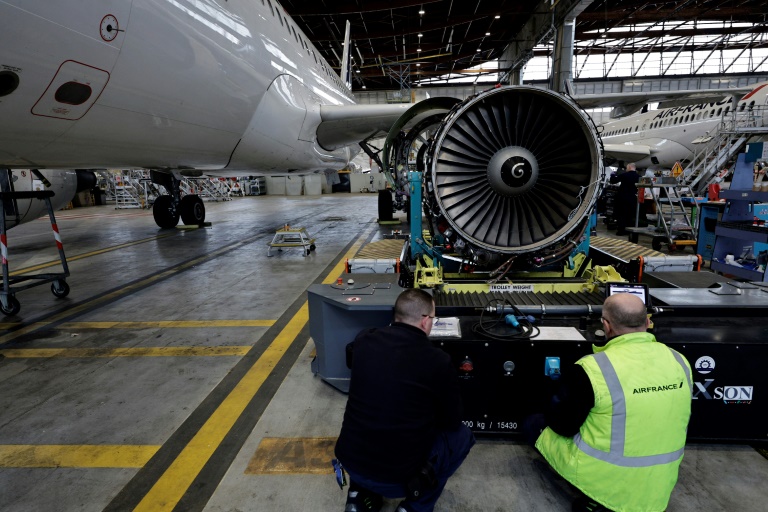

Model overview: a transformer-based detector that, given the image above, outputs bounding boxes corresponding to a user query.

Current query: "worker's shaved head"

[602,293,648,335]
[394,289,434,325]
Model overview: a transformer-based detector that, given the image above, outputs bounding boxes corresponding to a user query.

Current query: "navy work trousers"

[346,424,475,512]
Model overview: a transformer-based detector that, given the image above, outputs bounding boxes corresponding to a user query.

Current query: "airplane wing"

[316,104,414,150]
[603,143,651,163]
[316,98,463,151]
[573,86,755,118]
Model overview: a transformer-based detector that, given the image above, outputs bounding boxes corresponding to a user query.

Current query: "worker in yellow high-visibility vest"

[534,293,692,512]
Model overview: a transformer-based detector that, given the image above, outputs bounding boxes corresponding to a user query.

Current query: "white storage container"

[303,174,322,195]
[285,176,302,196]
[266,176,286,195]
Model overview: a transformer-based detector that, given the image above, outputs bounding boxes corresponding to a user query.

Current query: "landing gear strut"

[153,195,179,229]
[150,170,206,229]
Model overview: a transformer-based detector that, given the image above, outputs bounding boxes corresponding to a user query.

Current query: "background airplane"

[576,83,768,170]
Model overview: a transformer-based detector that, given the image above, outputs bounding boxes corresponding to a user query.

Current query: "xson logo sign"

[692,379,754,404]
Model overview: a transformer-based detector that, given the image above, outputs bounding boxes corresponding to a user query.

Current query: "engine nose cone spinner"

[487,147,539,197]
[428,86,603,256]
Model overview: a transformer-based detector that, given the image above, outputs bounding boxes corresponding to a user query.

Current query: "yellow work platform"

[267,226,316,257]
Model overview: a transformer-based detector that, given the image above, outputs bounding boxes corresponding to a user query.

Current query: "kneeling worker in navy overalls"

[533,293,692,512]
[335,288,475,512]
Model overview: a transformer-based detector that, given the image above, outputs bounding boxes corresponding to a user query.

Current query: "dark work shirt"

[335,322,462,483]
[610,170,640,200]
[545,364,595,437]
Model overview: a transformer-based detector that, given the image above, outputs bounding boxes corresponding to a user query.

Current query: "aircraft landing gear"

[378,190,393,222]
[153,195,180,229]
[150,170,206,229]
[180,194,205,225]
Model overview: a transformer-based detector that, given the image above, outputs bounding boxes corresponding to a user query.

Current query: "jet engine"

[1,169,97,229]
[422,86,604,271]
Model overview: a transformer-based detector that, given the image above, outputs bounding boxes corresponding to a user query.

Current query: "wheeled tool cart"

[0,190,70,316]
[267,225,316,257]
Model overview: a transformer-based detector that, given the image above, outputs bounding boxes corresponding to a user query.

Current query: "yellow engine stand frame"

[413,250,625,294]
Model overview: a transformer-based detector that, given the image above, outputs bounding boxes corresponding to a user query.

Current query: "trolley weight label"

[490,284,534,293]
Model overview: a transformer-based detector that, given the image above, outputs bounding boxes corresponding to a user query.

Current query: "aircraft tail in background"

[340,20,352,90]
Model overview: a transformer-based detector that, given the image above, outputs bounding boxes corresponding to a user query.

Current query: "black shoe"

[344,485,383,512]
[572,495,611,512]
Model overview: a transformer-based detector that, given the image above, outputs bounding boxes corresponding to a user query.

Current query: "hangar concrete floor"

[0,194,766,512]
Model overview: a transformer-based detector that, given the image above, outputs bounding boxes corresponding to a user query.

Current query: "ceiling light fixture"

[494,15,500,19]
[419,7,425,15]
[416,63,421,67]
[485,32,490,36]
[418,33,423,38]
[417,48,422,52]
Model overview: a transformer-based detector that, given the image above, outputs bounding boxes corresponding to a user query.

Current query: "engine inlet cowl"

[425,86,603,262]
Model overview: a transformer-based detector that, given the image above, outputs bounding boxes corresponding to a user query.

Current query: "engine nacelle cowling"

[423,86,604,270]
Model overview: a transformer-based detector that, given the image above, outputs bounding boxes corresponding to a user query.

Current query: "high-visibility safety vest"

[536,332,692,512]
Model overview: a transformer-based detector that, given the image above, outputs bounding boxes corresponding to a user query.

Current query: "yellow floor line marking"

[9,234,177,276]
[0,320,275,332]
[134,303,309,511]
[135,222,376,512]
[58,320,276,329]
[245,437,337,474]
[0,347,251,358]
[0,445,160,468]
[0,241,253,345]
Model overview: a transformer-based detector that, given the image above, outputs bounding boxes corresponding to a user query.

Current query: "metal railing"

[679,105,768,196]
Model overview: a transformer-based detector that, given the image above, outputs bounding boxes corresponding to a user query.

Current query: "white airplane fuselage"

[0,0,355,172]
[599,82,768,169]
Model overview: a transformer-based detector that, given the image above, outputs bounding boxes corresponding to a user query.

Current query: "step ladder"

[630,183,697,252]
[679,105,768,196]
[112,170,163,209]
[180,177,231,202]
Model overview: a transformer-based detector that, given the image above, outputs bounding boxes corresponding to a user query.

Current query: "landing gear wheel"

[180,194,206,225]
[1,295,21,316]
[378,191,393,222]
[651,236,664,251]
[153,195,180,229]
[310,244,316,251]
[51,279,70,298]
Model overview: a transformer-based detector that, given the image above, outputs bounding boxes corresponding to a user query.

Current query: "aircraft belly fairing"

[227,74,351,172]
